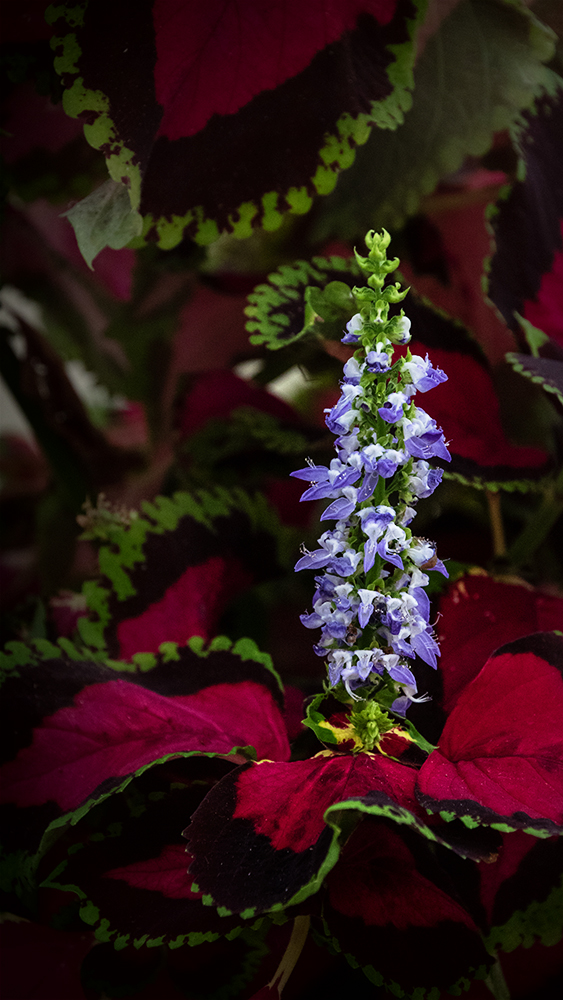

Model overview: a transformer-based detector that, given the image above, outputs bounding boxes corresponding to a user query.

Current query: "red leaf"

[1,675,289,814]
[152,1,398,139]
[416,633,563,833]
[185,752,419,912]
[116,556,251,658]
[323,819,490,991]
[105,844,197,899]
[437,574,563,713]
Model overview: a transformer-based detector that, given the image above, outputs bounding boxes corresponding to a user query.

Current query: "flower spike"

[293,230,450,717]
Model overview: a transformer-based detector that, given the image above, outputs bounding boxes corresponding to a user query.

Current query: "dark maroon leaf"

[506,352,563,408]
[479,829,563,952]
[46,776,247,947]
[405,339,549,488]
[487,74,563,348]
[416,632,563,835]
[48,0,424,247]
[436,573,563,714]
[321,818,491,993]
[0,638,289,853]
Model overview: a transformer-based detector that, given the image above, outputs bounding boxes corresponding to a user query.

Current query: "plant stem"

[267,915,310,996]
[486,490,506,558]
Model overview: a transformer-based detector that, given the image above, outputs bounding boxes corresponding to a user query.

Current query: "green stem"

[267,915,310,996]
[485,958,511,1000]
[486,490,506,559]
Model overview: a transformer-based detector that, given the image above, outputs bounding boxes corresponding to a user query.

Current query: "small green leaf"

[515,314,550,357]
[245,256,360,350]
[62,179,142,268]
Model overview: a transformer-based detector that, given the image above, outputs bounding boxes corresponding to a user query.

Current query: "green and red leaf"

[78,488,292,657]
[184,751,422,915]
[0,636,289,854]
[44,769,252,948]
[49,0,425,248]
[184,745,500,918]
[479,830,563,953]
[416,632,563,836]
[320,818,492,996]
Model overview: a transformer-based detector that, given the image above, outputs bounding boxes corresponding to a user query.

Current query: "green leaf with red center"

[0,635,289,858]
[416,632,563,836]
[436,573,563,714]
[319,818,492,997]
[48,0,425,249]
[303,691,434,761]
[77,488,292,657]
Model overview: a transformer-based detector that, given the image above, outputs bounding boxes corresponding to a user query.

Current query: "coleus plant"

[1,233,562,999]
[45,0,428,250]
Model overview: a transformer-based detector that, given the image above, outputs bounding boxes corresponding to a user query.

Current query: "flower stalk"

[293,230,450,717]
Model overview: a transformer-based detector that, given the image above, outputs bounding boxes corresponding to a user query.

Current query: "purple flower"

[402,353,448,392]
[408,461,443,499]
[357,588,380,627]
[402,409,451,462]
[387,662,417,687]
[389,315,412,345]
[366,344,391,372]
[378,391,409,424]
[342,357,365,384]
[411,627,441,669]
[376,522,407,570]
[341,313,363,344]
[320,487,359,522]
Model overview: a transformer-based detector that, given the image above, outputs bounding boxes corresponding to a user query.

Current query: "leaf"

[245,256,360,350]
[436,572,563,714]
[313,0,555,241]
[44,774,251,948]
[184,752,423,914]
[0,637,289,856]
[77,488,293,657]
[399,296,551,491]
[62,179,142,268]
[47,0,426,247]
[480,830,563,953]
[184,748,498,917]
[416,632,563,836]
[320,818,492,997]
[506,352,563,408]
[486,71,563,348]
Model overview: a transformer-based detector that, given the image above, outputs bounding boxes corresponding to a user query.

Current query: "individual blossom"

[291,230,450,715]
